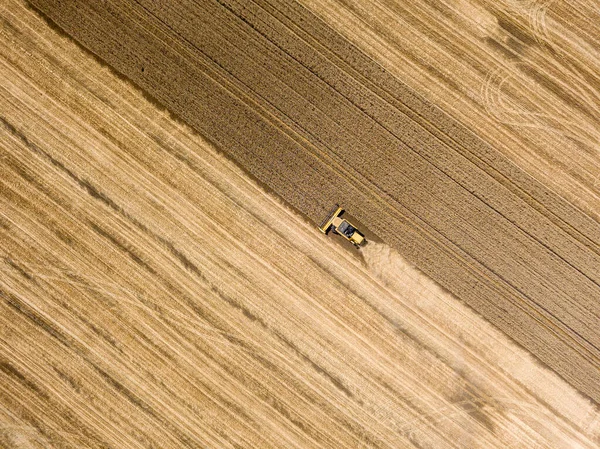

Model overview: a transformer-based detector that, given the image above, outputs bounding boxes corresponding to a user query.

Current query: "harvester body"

[318,205,365,247]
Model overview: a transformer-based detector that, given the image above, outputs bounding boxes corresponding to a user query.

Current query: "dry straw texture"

[2,0,600,448]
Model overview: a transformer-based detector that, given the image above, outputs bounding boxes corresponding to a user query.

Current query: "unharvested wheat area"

[2,0,600,448]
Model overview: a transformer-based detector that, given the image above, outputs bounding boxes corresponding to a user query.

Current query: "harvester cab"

[318,205,366,248]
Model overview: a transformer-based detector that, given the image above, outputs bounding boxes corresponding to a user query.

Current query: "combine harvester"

[318,204,366,248]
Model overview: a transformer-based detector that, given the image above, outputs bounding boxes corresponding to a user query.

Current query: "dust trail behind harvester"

[360,241,600,447]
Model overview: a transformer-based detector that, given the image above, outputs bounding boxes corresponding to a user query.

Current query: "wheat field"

[2,0,600,448]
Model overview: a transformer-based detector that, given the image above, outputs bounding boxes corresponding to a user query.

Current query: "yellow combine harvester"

[318,204,366,248]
